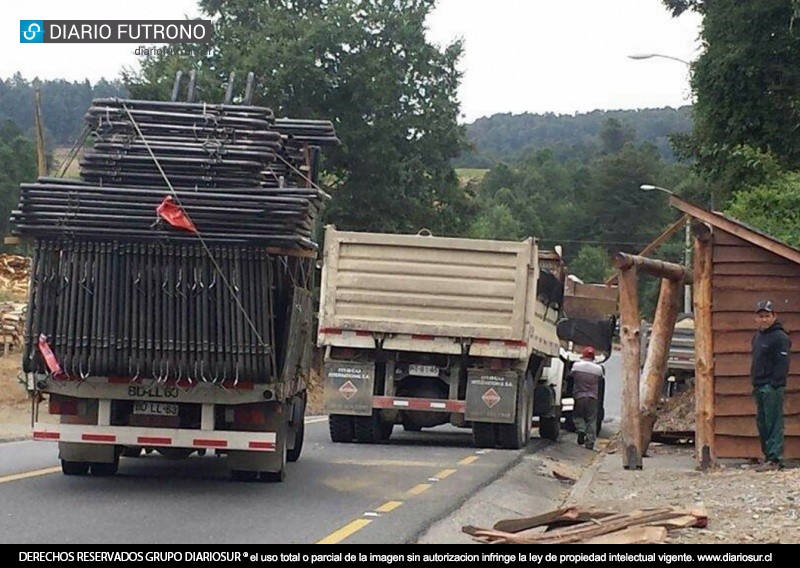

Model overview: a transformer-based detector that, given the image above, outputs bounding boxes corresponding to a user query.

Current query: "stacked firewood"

[463,506,708,544]
[0,254,30,297]
[0,301,26,355]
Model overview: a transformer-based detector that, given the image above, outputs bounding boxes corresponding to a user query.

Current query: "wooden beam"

[34,89,47,177]
[605,214,690,285]
[694,225,715,469]
[670,194,800,267]
[613,252,692,283]
[618,265,643,469]
[639,277,682,452]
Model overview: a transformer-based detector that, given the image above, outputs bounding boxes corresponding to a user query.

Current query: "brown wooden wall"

[712,230,800,459]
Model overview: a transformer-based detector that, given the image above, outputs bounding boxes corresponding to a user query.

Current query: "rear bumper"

[33,423,277,452]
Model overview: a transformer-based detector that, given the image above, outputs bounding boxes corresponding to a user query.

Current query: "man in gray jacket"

[569,346,605,450]
[751,300,791,471]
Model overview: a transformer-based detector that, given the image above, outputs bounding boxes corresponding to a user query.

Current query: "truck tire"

[121,446,143,458]
[539,409,561,441]
[354,412,386,444]
[231,469,258,482]
[472,422,497,448]
[90,459,119,477]
[498,373,533,449]
[287,417,305,463]
[329,414,355,443]
[61,460,89,476]
[378,420,394,442]
[287,396,306,462]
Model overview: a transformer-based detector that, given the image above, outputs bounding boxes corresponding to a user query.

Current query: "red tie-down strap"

[37,334,64,378]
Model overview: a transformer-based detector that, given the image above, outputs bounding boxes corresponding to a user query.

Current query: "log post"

[693,222,715,470]
[639,277,683,452]
[618,265,642,469]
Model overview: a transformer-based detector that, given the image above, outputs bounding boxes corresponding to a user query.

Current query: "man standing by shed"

[751,300,791,471]
[569,346,604,450]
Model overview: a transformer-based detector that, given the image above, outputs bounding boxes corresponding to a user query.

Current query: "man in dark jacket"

[751,300,791,471]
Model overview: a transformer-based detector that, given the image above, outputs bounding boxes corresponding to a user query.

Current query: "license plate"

[133,402,178,416]
[409,364,439,377]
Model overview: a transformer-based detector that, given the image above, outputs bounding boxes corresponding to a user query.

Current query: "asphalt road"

[0,419,550,544]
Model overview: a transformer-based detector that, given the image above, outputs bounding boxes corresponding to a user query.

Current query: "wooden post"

[618,266,642,469]
[639,277,683,452]
[34,89,47,177]
[693,222,715,470]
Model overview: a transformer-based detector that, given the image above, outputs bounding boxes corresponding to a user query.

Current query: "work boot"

[577,432,585,445]
[756,461,781,472]
[584,443,594,450]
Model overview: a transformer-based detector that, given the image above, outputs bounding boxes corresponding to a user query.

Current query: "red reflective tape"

[82,433,116,443]
[372,396,466,414]
[319,328,343,335]
[472,338,491,344]
[355,331,372,337]
[193,438,227,448]
[411,334,435,341]
[33,431,60,441]
[503,340,527,347]
[137,436,171,445]
[248,441,276,450]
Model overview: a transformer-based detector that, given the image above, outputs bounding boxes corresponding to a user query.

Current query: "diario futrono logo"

[20,20,44,43]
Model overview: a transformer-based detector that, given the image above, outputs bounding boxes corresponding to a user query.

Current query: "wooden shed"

[670,196,800,464]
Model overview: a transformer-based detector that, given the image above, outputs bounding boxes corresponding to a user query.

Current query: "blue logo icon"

[20,20,44,43]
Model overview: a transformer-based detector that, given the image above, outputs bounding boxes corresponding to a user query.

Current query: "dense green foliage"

[727,172,800,248]
[0,74,126,146]
[456,107,692,168]
[126,0,471,236]
[665,0,800,206]
[0,120,37,249]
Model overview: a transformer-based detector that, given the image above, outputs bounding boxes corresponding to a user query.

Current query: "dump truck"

[14,86,336,481]
[317,227,566,448]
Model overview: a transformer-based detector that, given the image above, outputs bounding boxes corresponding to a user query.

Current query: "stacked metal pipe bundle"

[11,178,326,248]
[23,239,279,383]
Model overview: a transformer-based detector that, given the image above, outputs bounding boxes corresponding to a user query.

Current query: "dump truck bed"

[318,227,560,357]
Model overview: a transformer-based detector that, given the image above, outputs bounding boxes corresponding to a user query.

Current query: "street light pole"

[628,53,691,66]
[640,184,692,314]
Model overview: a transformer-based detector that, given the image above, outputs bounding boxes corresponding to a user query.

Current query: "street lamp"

[628,53,691,66]
[640,184,692,314]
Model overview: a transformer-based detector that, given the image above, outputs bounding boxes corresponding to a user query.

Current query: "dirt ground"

[578,438,800,544]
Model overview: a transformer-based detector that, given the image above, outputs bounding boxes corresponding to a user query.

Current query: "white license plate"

[409,364,439,377]
[133,402,178,416]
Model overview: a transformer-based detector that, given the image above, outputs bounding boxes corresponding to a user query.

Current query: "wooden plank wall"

[712,230,800,458]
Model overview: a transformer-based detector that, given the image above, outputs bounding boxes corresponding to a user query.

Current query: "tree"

[125,0,469,236]
[568,245,611,283]
[726,171,800,248]
[664,0,800,205]
[0,120,36,249]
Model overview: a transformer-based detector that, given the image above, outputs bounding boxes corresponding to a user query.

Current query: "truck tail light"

[49,394,79,415]
[233,403,267,426]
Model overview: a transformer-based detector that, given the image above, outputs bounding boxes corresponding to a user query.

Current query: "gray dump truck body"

[317,226,565,448]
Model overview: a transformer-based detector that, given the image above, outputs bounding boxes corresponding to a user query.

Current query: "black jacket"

[750,322,791,388]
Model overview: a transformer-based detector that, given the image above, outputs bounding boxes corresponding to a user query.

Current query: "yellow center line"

[405,483,431,496]
[434,468,457,480]
[374,500,403,513]
[458,455,479,465]
[316,519,372,544]
[0,466,61,484]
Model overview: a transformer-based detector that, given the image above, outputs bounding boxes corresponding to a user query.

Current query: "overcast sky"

[4,0,702,123]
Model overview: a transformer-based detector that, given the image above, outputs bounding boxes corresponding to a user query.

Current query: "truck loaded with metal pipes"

[10,73,338,481]
[317,227,570,448]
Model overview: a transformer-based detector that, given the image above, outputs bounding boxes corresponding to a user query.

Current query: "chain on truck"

[12,71,338,481]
